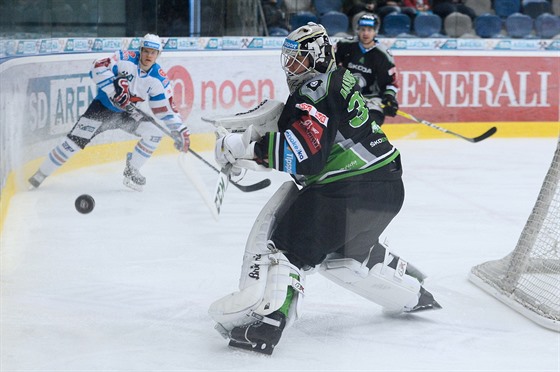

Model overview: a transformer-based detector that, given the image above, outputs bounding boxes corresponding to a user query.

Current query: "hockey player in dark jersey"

[209,22,440,355]
[335,13,399,125]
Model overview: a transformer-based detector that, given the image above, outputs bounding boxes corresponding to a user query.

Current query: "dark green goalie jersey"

[254,68,400,186]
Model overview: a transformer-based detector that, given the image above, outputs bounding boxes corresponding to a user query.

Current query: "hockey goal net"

[469,134,560,331]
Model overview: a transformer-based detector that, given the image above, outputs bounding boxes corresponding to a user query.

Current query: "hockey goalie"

[208,23,441,355]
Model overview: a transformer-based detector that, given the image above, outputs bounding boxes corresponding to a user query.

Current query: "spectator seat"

[522,0,553,18]
[284,0,314,14]
[534,12,560,37]
[474,13,503,37]
[553,0,560,15]
[289,11,319,30]
[269,27,290,36]
[382,13,412,37]
[444,12,474,37]
[504,12,533,37]
[464,0,494,16]
[313,0,343,15]
[319,10,350,35]
[414,13,443,37]
[494,0,521,17]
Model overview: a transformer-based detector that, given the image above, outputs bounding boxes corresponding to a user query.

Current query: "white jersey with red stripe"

[90,50,184,132]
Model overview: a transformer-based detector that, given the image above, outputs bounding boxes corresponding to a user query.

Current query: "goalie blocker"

[208,182,441,355]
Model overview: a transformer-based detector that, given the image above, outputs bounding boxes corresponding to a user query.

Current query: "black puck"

[75,194,95,214]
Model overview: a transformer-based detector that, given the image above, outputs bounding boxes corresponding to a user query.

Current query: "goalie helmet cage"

[469,133,560,332]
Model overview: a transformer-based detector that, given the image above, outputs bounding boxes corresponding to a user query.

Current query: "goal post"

[469,134,560,332]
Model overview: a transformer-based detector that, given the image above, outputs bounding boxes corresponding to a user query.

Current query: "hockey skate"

[405,287,442,313]
[123,153,146,191]
[228,311,286,355]
[28,170,47,189]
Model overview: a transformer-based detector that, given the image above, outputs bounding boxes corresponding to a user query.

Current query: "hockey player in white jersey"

[28,34,190,191]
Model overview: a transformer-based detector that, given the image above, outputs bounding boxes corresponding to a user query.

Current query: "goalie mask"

[281,22,335,94]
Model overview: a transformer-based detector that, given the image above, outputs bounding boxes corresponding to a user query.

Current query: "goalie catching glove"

[214,125,261,168]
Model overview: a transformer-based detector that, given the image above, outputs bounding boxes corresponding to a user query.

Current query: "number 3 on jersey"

[347,91,369,128]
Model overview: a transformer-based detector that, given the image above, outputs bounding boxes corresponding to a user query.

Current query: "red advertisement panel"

[387,55,559,123]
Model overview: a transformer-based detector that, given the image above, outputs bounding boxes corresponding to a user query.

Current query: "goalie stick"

[188,150,271,193]
[128,105,271,193]
[395,109,497,143]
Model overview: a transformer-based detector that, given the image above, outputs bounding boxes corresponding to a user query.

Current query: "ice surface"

[2,138,559,371]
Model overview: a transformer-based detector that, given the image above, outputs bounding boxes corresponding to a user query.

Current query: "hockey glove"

[172,127,190,153]
[352,73,367,89]
[112,76,132,110]
[381,93,399,117]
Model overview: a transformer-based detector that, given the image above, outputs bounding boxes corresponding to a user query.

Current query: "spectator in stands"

[262,0,290,34]
[343,0,377,19]
[376,0,418,23]
[401,0,432,14]
[432,0,476,21]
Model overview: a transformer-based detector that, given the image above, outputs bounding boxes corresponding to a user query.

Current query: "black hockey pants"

[67,99,142,149]
[271,157,405,269]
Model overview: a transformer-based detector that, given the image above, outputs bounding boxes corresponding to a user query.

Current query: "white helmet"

[140,33,163,52]
[357,13,380,33]
[281,22,335,94]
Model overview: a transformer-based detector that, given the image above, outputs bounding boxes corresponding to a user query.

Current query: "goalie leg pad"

[208,180,304,351]
[208,248,304,337]
[319,255,421,312]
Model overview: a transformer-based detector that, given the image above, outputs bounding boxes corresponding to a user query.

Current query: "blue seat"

[474,13,503,37]
[505,12,533,37]
[319,10,349,35]
[313,0,343,15]
[414,13,442,37]
[535,13,560,37]
[289,11,319,30]
[494,0,521,17]
[268,27,290,36]
[382,13,411,37]
[523,0,553,18]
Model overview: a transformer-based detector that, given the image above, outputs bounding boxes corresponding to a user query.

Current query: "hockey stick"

[187,149,271,192]
[128,105,271,192]
[395,109,497,143]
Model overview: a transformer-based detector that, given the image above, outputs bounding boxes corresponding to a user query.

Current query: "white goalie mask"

[281,22,336,94]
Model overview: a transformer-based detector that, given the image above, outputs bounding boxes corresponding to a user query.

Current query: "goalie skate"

[228,311,286,355]
[404,287,442,313]
[123,152,145,191]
